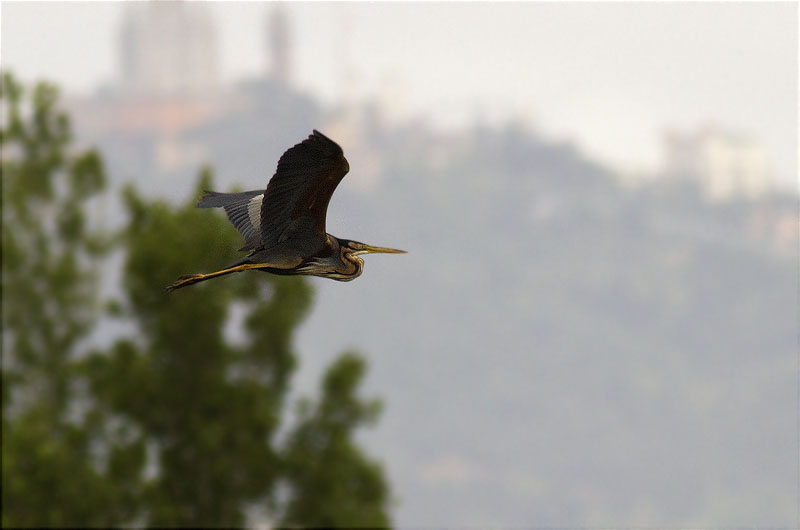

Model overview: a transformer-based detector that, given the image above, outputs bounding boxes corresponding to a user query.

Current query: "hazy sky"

[2,2,796,184]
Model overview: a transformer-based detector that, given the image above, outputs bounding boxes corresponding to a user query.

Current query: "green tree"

[2,74,391,527]
[280,353,391,528]
[1,73,142,527]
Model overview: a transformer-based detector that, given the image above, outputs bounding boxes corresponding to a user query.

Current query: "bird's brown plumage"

[259,130,350,250]
[168,130,403,292]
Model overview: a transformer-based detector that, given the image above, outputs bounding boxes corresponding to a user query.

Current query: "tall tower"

[268,6,291,85]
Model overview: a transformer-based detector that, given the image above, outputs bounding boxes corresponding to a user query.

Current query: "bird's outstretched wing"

[259,130,350,250]
[197,190,264,251]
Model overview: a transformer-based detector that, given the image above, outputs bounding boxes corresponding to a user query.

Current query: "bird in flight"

[167,130,405,291]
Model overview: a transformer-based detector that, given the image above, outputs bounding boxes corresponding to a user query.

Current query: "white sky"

[2,1,797,185]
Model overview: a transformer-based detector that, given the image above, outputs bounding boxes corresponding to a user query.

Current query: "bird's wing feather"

[259,130,349,250]
[198,190,264,251]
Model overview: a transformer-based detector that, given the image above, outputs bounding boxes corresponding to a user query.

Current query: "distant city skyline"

[2,2,796,187]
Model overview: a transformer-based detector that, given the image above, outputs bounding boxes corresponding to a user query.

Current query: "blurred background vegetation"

[2,73,391,528]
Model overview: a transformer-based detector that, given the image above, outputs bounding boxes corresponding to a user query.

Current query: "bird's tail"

[166,261,266,292]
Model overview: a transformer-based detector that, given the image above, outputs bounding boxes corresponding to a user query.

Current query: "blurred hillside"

[51,3,799,527]
[323,123,795,525]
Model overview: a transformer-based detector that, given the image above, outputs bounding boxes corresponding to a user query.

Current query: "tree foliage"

[281,353,391,528]
[2,74,391,528]
[1,72,141,528]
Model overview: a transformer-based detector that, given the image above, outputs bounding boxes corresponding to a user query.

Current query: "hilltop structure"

[662,126,772,201]
[120,2,218,97]
[267,5,291,86]
[68,3,306,177]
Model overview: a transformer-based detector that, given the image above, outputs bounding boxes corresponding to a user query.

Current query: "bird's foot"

[166,274,205,292]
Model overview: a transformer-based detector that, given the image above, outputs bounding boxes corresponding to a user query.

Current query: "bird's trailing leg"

[166,263,269,292]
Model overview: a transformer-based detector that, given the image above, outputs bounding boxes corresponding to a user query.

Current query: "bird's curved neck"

[336,246,364,281]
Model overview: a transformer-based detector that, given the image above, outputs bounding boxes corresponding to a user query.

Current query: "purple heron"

[167,130,404,291]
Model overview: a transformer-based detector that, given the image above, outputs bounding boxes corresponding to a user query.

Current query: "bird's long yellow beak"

[351,243,406,256]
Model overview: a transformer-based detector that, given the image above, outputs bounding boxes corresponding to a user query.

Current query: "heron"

[167,130,405,292]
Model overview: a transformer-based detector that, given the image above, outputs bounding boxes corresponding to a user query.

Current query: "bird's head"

[322,238,405,281]
[342,239,407,257]
[300,237,406,282]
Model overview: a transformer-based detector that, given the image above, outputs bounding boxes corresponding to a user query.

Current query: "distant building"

[73,2,225,144]
[267,6,291,85]
[119,2,218,96]
[662,127,771,201]
[67,1,323,183]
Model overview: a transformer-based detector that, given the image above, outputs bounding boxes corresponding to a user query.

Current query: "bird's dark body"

[167,130,403,291]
